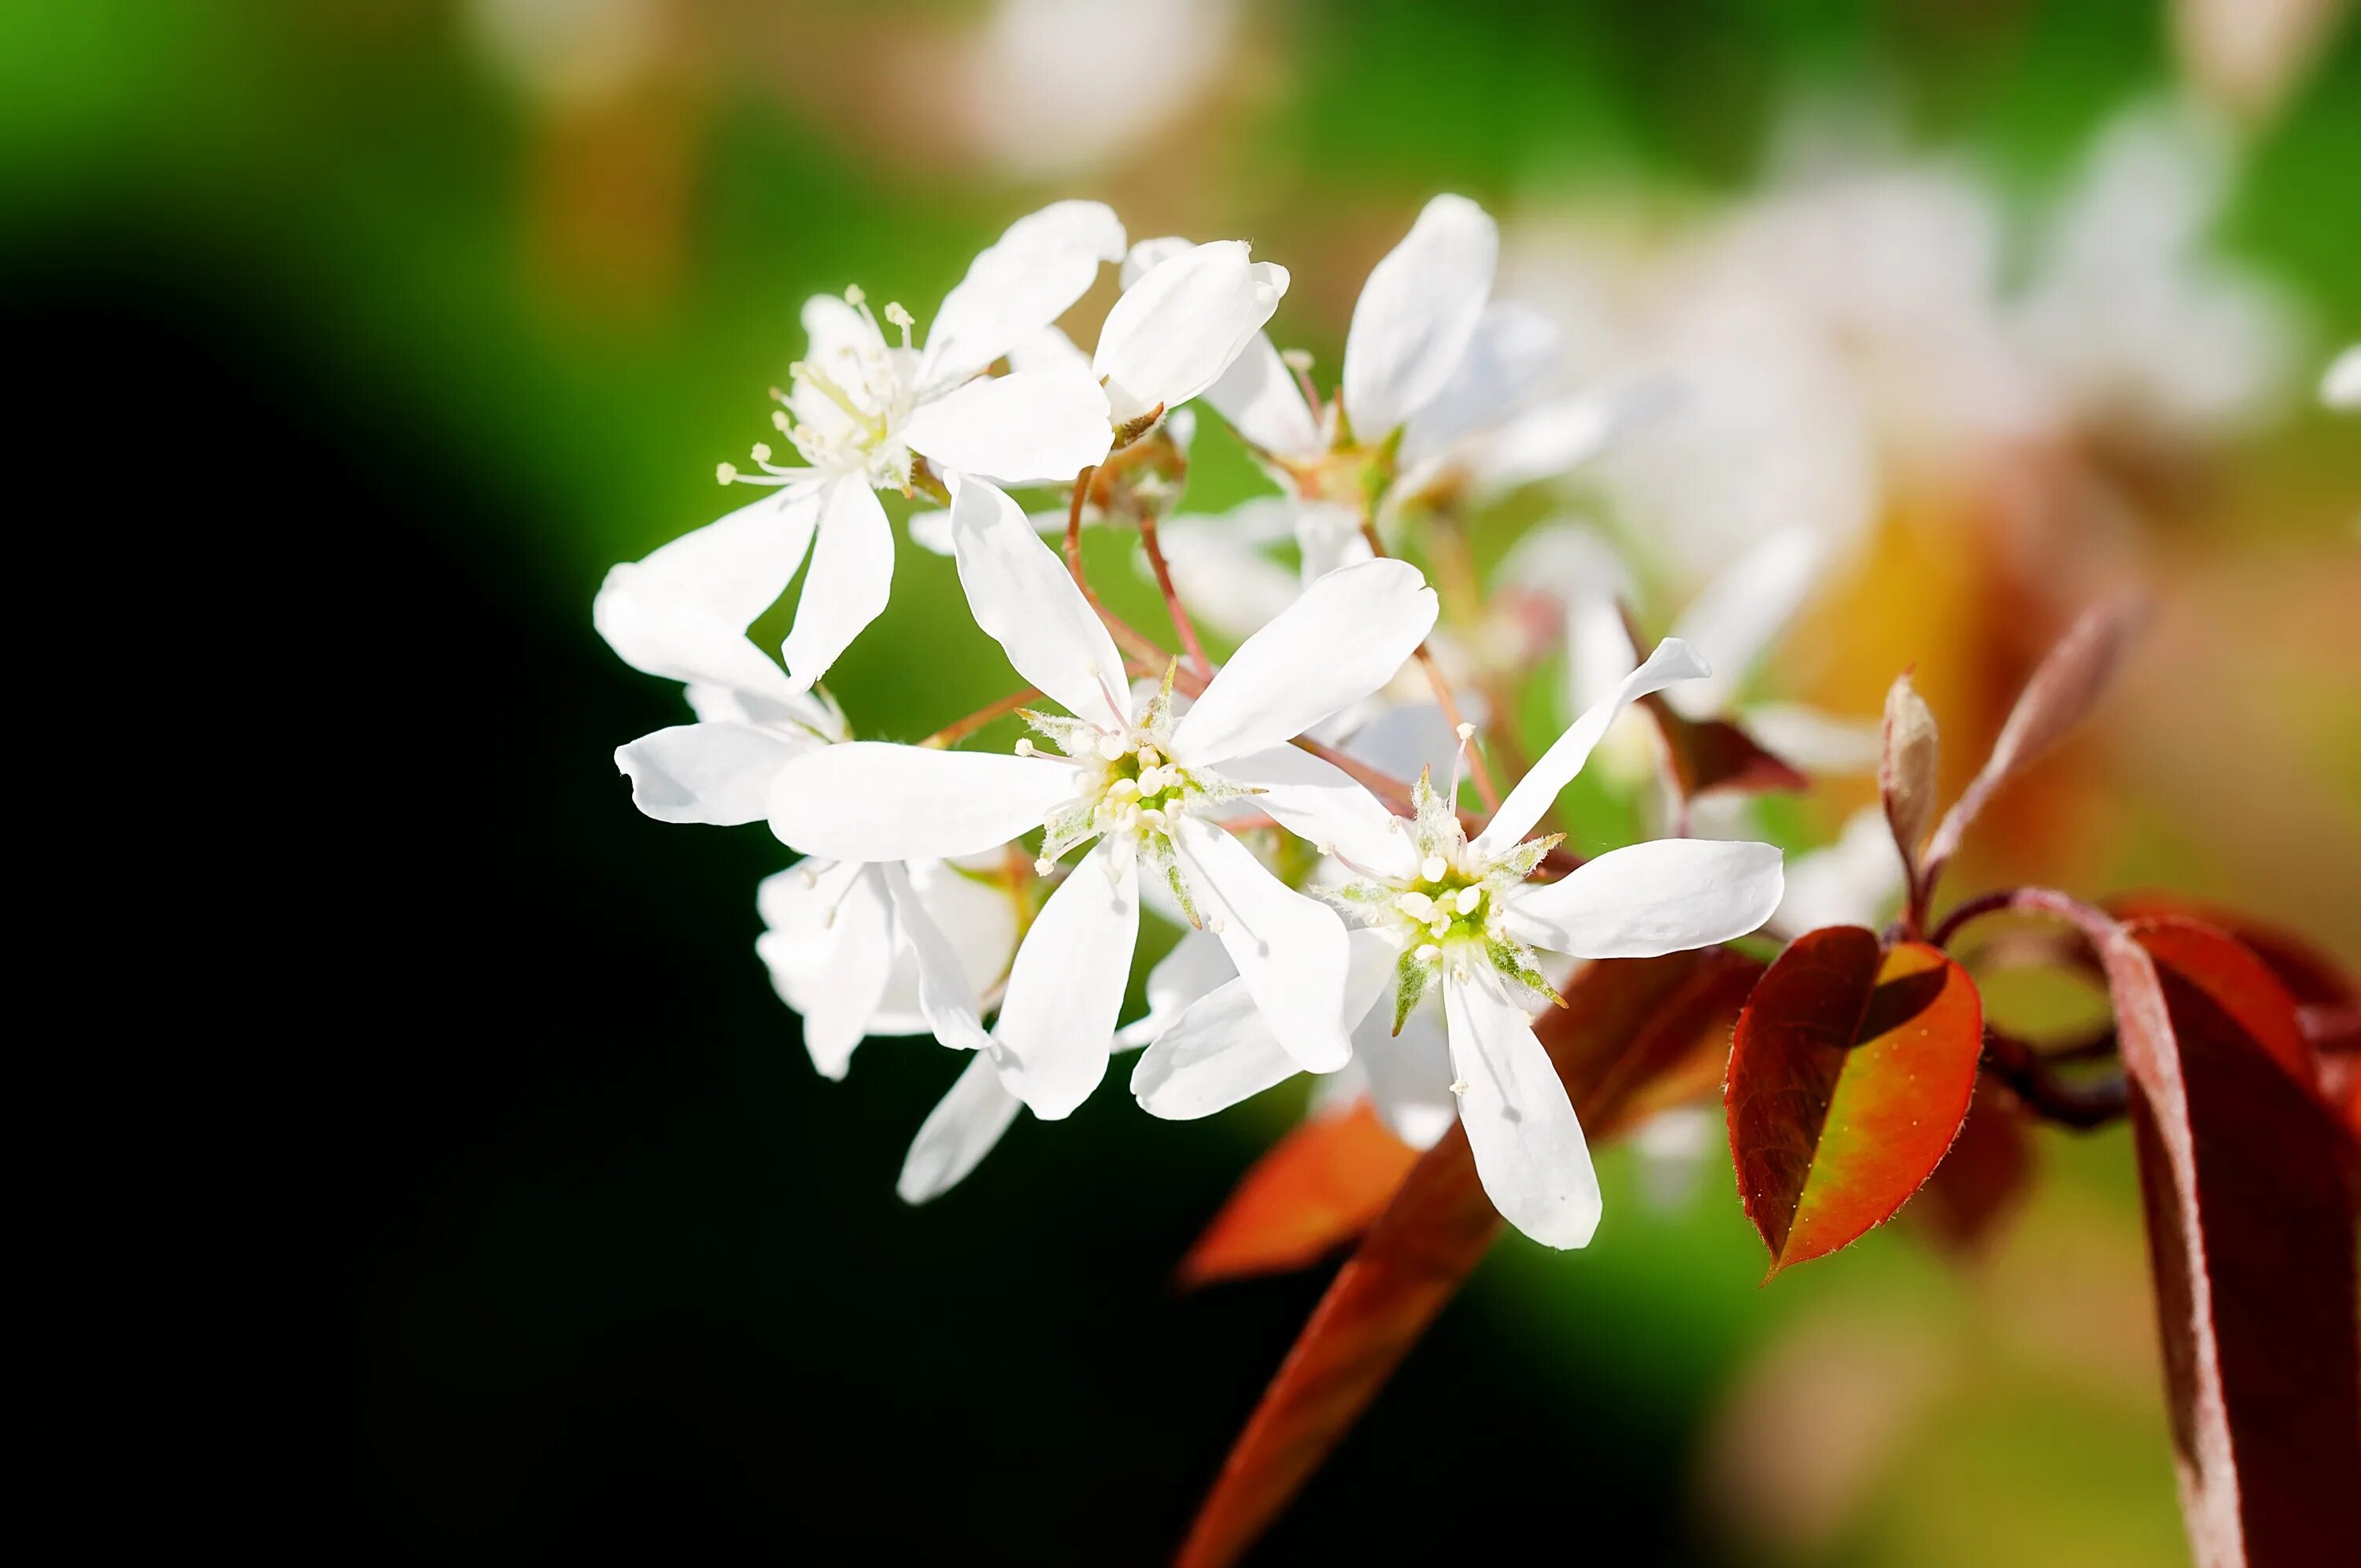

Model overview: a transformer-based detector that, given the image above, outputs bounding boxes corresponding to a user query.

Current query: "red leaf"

[1174,948,1763,1568]
[1177,1102,1420,1289]
[2107,891,2361,1087]
[1911,1078,2034,1257]
[1920,592,2145,896]
[1639,692,1809,799]
[1727,928,1986,1277]
[2097,915,2361,1567]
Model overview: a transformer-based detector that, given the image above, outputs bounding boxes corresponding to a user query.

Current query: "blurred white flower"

[469,0,660,108]
[767,476,1437,1119]
[2325,344,2361,410]
[955,0,1240,176]
[1136,639,1784,1249]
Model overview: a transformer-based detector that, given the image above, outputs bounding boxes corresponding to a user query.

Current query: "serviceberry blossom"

[1499,522,1881,781]
[595,202,1290,696]
[767,474,1439,1118]
[1135,639,1784,1249]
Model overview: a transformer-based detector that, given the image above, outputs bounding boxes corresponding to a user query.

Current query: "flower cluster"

[596,195,1791,1247]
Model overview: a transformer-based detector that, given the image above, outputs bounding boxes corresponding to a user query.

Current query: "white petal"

[1170,558,1438,765]
[902,364,1114,485]
[1339,701,1463,787]
[1340,194,1498,441]
[878,862,996,1053]
[1202,332,1321,458]
[631,483,823,631]
[592,487,824,698]
[780,479,893,691]
[1664,528,1825,718]
[1127,974,1300,1118]
[1092,242,1290,424]
[904,508,954,557]
[1355,994,1458,1150]
[1005,323,1091,378]
[1131,924,1395,1116]
[2323,345,2361,410]
[1217,743,1420,882]
[1170,816,1352,1072]
[1506,838,1783,959]
[614,722,811,825]
[1476,636,1711,854]
[1740,702,1884,773]
[1770,807,1905,938]
[990,839,1140,1119]
[918,198,1125,391]
[1147,515,1305,643]
[756,861,896,1080]
[768,743,1072,861]
[1458,392,1618,494]
[896,1051,1023,1204]
[1445,969,1600,1249]
[947,475,1129,731]
[1120,235,1195,288]
[1294,504,1373,582]
[1398,300,1561,468]
[1114,928,1234,1050]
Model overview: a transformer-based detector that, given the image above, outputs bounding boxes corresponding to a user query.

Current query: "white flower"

[766,474,1439,1118]
[2326,344,2361,411]
[596,200,1127,696]
[1499,521,1881,780]
[758,852,1034,1205]
[1132,639,1784,1249]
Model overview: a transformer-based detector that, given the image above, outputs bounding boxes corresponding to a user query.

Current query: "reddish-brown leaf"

[1177,1102,1420,1289]
[1920,592,2145,896]
[2097,915,2361,1567]
[1911,1078,2034,1257]
[1174,948,1763,1568]
[2107,892,2361,1079]
[1727,928,1986,1278]
[1639,692,1810,799]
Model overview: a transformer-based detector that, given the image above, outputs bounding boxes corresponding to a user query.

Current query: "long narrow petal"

[1445,969,1602,1249]
[615,722,811,825]
[878,861,996,1053]
[948,475,1129,731]
[1506,838,1783,958]
[593,486,826,698]
[896,1052,1024,1204]
[1356,998,1458,1150]
[918,199,1125,391]
[902,364,1114,485]
[768,743,1072,861]
[780,479,893,690]
[1397,300,1561,469]
[1340,194,1498,441]
[1169,558,1438,766]
[1093,242,1290,424]
[990,839,1140,1119]
[1475,636,1710,854]
[1664,528,1825,718]
[1114,928,1235,1051]
[1172,817,1352,1072]
[1128,974,1301,1118]
[756,861,896,1080]
[1203,332,1322,459]
[1132,924,1397,1116]
[1216,743,1420,882]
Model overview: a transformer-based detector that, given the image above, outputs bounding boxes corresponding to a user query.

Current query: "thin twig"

[1982,1027,2127,1130]
[1138,509,1214,683]
[921,686,1042,748]
[1356,514,1502,811]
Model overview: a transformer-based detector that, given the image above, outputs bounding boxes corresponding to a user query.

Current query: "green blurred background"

[13,1,2352,1560]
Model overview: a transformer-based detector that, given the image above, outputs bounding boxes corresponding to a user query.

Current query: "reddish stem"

[1356,515,1502,812]
[921,686,1042,749]
[1139,509,1214,684]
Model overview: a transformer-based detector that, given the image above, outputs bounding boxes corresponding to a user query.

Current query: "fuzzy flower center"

[717,286,924,492]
